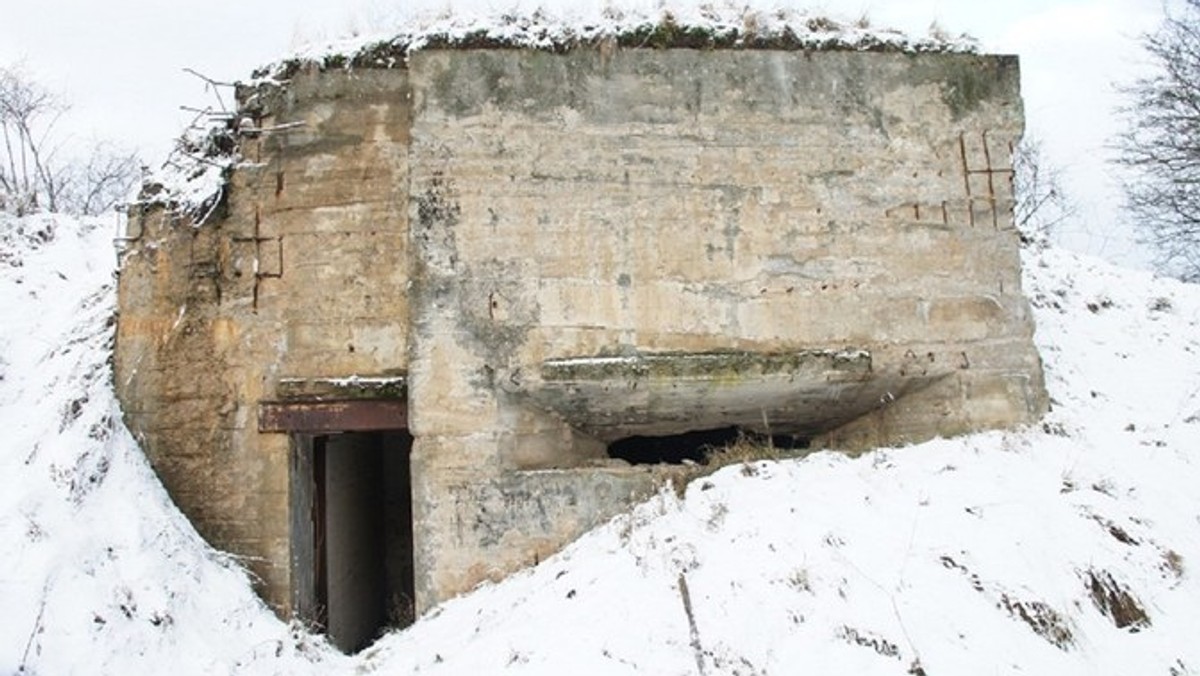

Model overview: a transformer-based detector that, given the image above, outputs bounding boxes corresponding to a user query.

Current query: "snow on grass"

[265,3,977,79]
[1,210,1198,674]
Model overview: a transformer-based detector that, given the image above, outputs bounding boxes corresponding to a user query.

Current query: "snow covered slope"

[2,213,1198,675]
[0,215,343,674]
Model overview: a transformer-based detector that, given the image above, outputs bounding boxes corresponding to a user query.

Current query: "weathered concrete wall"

[404,48,1042,608]
[116,69,412,604]
[115,47,1046,620]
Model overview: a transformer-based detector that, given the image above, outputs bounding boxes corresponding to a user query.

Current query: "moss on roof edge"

[256,14,978,80]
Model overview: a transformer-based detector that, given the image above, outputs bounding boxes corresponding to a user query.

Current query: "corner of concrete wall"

[117,65,416,614]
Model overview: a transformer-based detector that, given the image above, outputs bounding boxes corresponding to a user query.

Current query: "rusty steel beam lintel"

[258,400,408,433]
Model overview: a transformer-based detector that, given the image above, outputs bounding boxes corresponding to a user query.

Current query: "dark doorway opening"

[606,426,810,465]
[291,430,414,654]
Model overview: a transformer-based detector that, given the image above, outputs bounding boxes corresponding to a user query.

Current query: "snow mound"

[2,210,1198,675]
[0,213,348,674]
[358,245,1200,675]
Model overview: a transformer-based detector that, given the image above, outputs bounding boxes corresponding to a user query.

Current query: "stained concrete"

[115,46,1046,624]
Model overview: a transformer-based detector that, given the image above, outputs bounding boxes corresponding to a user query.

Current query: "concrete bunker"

[114,39,1048,641]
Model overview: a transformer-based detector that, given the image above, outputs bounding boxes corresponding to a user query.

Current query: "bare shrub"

[1013,135,1075,247]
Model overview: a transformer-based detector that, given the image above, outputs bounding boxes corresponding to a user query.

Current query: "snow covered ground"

[1,211,1197,674]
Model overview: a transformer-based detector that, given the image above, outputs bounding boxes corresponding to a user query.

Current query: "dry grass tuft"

[1000,594,1075,649]
[1084,568,1151,631]
[704,433,782,472]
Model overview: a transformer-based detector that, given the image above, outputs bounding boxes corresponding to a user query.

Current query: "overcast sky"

[0,0,1169,268]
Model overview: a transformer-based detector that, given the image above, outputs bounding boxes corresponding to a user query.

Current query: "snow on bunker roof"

[137,5,979,223]
[256,5,978,79]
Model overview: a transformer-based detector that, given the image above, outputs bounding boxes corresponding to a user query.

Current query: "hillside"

[1,212,1198,674]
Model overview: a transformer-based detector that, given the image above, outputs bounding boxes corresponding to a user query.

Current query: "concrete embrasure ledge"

[520,350,923,440]
[539,350,872,382]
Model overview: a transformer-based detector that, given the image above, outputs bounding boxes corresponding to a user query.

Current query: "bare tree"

[1115,0,1200,281]
[58,141,141,216]
[0,64,65,214]
[0,64,140,217]
[1013,135,1074,248]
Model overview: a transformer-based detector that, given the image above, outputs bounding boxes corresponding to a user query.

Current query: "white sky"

[0,0,1169,268]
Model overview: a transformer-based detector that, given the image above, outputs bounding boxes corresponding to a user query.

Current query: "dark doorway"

[291,430,414,653]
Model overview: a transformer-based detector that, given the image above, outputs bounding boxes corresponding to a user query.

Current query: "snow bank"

[0,213,347,674]
[2,208,1198,674]
[358,243,1200,675]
